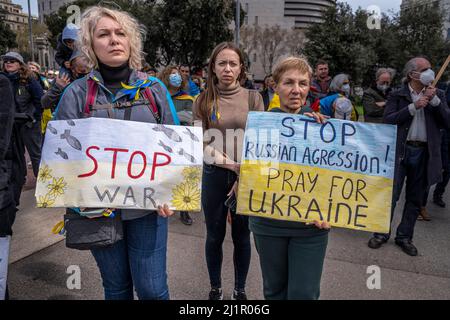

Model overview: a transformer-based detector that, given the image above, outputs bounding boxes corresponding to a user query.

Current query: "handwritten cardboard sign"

[237,112,397,233]
[36,118,203,211]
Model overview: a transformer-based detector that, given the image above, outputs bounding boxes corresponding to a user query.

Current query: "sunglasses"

[3,59,19,64]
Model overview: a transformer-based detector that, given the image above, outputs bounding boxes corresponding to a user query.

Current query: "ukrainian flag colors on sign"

[35,118,203,212]
[237,112,397,233]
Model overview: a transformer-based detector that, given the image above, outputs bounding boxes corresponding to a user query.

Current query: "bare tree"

[285,28,306,56]
[256,25,286,74]
[240,25,258,57]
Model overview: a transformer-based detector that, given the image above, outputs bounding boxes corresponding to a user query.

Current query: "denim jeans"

[91,213,169,300]
[202,163,251,290]
[374,144,428,241]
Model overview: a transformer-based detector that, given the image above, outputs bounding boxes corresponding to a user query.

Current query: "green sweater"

[248,107,329,237]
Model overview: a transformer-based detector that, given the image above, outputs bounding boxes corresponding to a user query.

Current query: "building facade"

[37,0,73,23]
[401,0,450,40]
[242,0,335,30]
[241,0,335,80]
[0,0,29,32]
[36,0,75,70]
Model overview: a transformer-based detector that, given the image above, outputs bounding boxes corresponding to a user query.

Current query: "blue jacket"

[383,83,450,186]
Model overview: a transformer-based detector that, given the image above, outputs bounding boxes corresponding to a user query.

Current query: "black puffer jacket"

[5,72,44,121]
[0,73,26,236]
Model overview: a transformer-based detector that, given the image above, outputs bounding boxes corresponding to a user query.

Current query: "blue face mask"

[341,84,351,96]
[169,73,182,88]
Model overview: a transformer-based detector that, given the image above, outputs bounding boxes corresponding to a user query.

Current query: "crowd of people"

[0,5,449,301]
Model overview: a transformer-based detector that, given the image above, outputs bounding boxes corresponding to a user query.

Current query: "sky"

[347,0,402,14]
[15,0,403,18]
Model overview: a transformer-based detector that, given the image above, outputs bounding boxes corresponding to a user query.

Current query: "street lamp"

[235,0,240,47]
[27,0,34,60]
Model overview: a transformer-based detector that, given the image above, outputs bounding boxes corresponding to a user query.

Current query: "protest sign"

[237,112,397,233]
[35,118,203,211]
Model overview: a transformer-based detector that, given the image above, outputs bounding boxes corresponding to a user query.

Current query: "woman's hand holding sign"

[308,221,331,230]
[304,111,329,124]
[157,204,174,218]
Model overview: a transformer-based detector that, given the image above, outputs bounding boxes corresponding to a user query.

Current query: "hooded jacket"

[55,24,79,67]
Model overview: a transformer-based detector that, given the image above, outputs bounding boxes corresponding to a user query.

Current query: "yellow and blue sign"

[237,112,397,233]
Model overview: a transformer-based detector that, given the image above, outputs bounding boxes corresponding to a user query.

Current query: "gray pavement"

[6,184,450,300]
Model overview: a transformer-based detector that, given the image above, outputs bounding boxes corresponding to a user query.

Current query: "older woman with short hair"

[54,6,175,300]
[250,56,330,300]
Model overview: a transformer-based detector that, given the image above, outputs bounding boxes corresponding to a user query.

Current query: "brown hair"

[272,56,313,85]
[315,59,328,69]
[158,65,187,91]
[2,61,35,85]
[195,42,246,129]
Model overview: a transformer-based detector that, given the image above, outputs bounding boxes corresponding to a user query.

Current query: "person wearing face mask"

[318,73,357,121]
[368,57,450,256]
[160,66,195,126]
[160,65,195,226]
[41,51,91,113]
[40,51,91,135]
[362,68,395,123]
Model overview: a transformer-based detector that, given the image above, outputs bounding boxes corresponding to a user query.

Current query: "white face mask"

[341,84,351,96]
[377,84,389,92]
[412,69,435,86]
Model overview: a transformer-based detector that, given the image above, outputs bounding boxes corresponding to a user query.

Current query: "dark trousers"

[253,233,328,300]
[202,164,251,290]
[422,130,449,205]
[20,121,42,177]
[375,144,428,241]
[434,130,450,199]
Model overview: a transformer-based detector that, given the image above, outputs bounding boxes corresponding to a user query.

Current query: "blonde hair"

[272,56,313,84]
[78,6,145,70]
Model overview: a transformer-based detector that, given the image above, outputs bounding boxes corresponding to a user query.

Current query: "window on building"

[42,2,45,11]
[255,16,258,26]
[49,1,52,10]
[447,28,450,41]
[253,53,257,62]
[16,17,19,22]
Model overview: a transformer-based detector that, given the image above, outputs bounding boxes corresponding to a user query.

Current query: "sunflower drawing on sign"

[37,164,52,183]
[47,177,67,197]
[37,194,56,208]
[171,181,201,211]
[182,167,201,183]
